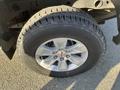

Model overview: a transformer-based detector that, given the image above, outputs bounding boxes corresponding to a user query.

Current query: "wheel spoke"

[41,56,57,66]
[58,60,68,71]
[36,46,55,56]
[69,55,83,66]
[53,38,68,49]
[67,43,87,54]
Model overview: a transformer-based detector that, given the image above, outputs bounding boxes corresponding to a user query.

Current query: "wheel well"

[7,0,115,29]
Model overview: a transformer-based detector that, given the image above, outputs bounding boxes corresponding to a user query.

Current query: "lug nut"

[54,56,58,59]
[66,55,70,58]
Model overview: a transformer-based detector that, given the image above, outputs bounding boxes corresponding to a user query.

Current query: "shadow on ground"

[40,62,120,90]
[112,73,120,90]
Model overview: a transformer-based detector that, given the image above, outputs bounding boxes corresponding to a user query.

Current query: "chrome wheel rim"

[35,38,88,72]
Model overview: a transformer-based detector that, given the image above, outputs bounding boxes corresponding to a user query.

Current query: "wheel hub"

[56,50,66,58]
[54,50,69,62]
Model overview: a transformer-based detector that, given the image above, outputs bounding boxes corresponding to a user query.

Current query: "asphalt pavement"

[0,18,120,90]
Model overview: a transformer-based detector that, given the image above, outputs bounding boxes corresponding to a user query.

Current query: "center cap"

[56,50,66,57]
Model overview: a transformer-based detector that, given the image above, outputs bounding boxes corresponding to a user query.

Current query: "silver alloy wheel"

[35,38,88,72]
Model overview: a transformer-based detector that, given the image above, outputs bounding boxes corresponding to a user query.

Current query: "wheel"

[17,5,106,77]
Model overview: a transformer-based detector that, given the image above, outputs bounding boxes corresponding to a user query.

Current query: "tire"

[17,5,106,77]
